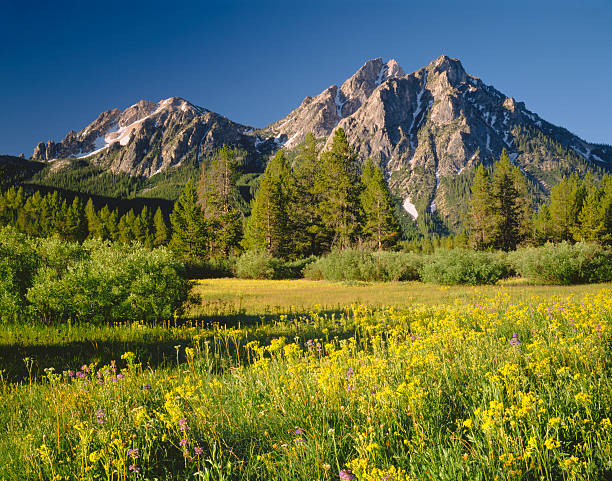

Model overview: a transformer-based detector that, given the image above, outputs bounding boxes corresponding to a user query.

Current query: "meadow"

[0,280,611,480]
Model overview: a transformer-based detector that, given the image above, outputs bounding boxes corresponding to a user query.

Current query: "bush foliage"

[510,242,612,284]
[0,226,189,324]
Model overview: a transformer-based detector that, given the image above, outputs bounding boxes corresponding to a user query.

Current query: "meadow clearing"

[0,280,611,480]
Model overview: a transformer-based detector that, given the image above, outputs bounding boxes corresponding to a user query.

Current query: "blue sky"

[1,0,610,156]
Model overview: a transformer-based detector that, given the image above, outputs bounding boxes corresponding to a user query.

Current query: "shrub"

[0,227,39,321]
[236,251,316,280]
[419,249,511,285]
[235,250,280,279]
[303,249,422,282]
[25,239,190,324]
[509,242,612,284]
[184,257,237,279]
[373,251,422,281]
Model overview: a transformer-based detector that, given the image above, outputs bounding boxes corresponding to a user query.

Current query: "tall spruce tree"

[290,132,326,256]
[549,174,586,242]
[490,149,531,251]
[198,145,244,256]
[575,185,605,242]
[244,150,293,258]
[170,180,208,261]
[468,164,494,250]
[315,128,362,250]
[359,158,399,250]
[153,207,169,247]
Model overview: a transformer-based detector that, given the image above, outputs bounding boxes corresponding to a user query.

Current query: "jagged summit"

[30,55,612,232]
[32,96,252,177]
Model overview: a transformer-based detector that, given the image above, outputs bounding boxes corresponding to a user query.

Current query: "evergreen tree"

[315,128,362,250]
[575,184,605,242]
[244,150,293,257]
[289,132,326,256]
[85,199,100,239]
[64,197,85,241]
[170,180,208,261]
[198,145,244,255]
[549,174,586,242]
[118,209,136,244]
[600,175,612,244]
[153,207,169,247]
[490,149,531,251]
[531,205,554,246]
[468,165,494,250]
[359,158,399,250]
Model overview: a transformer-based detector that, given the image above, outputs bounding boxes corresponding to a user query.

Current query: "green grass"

[186,278,612,320]
[0,286,610,480]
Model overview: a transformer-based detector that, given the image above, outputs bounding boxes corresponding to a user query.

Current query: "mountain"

[30,55,612,232]
[32,97,272,176]
[264,55,612,229]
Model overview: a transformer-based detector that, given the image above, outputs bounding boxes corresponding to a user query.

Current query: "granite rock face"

[33,98,258,176]
[33,56,612,230]
[272,55,611,227]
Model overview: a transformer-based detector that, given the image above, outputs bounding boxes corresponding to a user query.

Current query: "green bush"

[26,239,189,324]
[184,257,237,279]
[509,242,612,285]
[0,227,39,321]
[236,251,315,280]
[419,249,511,285]
[235,250,279,279]
[303,249,422,282]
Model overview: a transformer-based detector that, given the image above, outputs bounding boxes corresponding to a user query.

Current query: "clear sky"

[1,0,611,156]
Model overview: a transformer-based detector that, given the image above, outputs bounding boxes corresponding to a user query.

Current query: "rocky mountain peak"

[427,55,467,85]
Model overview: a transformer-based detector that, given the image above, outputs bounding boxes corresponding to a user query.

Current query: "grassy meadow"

[1,280,611,480]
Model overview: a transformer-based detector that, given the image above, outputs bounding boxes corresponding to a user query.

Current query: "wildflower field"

[1,284,611,480]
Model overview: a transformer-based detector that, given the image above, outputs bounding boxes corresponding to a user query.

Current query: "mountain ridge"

[29,55,612,231]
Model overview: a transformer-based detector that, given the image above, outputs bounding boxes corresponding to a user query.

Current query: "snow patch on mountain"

[403,197,418,220]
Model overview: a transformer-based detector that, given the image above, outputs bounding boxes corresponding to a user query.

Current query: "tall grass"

[1,289,611,480]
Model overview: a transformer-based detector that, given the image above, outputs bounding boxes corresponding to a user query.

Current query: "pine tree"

[64,197,85,241]
[531,205,554,246]
[118,209,136,244]
[468,165,494,250]
[490,149,531,251]
[244,150,293,257]
[315,128,362,250]
[170,180,208,261]
[153,207,169,247]
[198,145,244,256]
[600,175,612,244]
[549,174,586,242]
[85,199,100,239]
[359,158,399,250]
[575,185,605,242]
[289,132,326,256]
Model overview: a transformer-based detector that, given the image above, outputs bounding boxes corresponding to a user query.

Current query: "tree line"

[468,149,612,250]
[4,132,611,262]
[168,130,401,262]
[0,188,170,247]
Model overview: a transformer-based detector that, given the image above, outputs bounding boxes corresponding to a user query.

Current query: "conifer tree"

[575,185,605,242]
[549,174,586,242]
[359,158,399,250]
[64,197,85,241]
[153,207,169,247]
[244,150,293,257]
[85,199,100,239]
[490,149,531,251]
[531,205,554,246]
[198,145,244,255]
[170,180,208,261]
[315,128,362,250]
[468,164,494,250]
[289,132,326,256]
